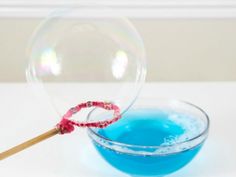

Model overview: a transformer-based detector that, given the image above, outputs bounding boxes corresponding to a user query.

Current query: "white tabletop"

[0,82,235,177]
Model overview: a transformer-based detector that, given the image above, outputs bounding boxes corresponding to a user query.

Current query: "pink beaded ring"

[57,101,121,134]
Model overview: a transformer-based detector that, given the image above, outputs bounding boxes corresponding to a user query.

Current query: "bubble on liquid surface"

[26,6,146,119]
[161,112,206,146]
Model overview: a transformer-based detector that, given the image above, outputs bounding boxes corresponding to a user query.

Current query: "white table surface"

[0,82,236,177]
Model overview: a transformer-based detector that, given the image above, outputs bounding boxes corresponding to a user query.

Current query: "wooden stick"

[0,127,60,161]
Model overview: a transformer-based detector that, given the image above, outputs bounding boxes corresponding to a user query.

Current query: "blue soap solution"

[92,109,204,176]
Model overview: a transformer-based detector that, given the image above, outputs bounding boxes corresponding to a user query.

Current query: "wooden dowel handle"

[0,127,60,161]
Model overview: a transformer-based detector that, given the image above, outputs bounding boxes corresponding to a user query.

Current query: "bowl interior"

[88,98,209,155]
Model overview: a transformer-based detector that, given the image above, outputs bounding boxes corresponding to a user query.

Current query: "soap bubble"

[26,6,146,120]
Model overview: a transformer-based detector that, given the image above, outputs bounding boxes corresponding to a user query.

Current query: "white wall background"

[0,18,236,82]
[0,0,236,82]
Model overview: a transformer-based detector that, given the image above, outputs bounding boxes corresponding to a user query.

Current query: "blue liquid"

[92,109,204,176]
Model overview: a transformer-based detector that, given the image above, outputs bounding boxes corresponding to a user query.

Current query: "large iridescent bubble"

[26,6,146,121]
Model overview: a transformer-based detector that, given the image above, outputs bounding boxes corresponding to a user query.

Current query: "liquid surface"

[92,109,204,176]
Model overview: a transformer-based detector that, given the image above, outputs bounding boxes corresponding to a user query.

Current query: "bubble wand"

[0,101,121,161]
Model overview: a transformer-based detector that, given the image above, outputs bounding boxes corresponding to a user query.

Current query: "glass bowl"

[87,98,209,176]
